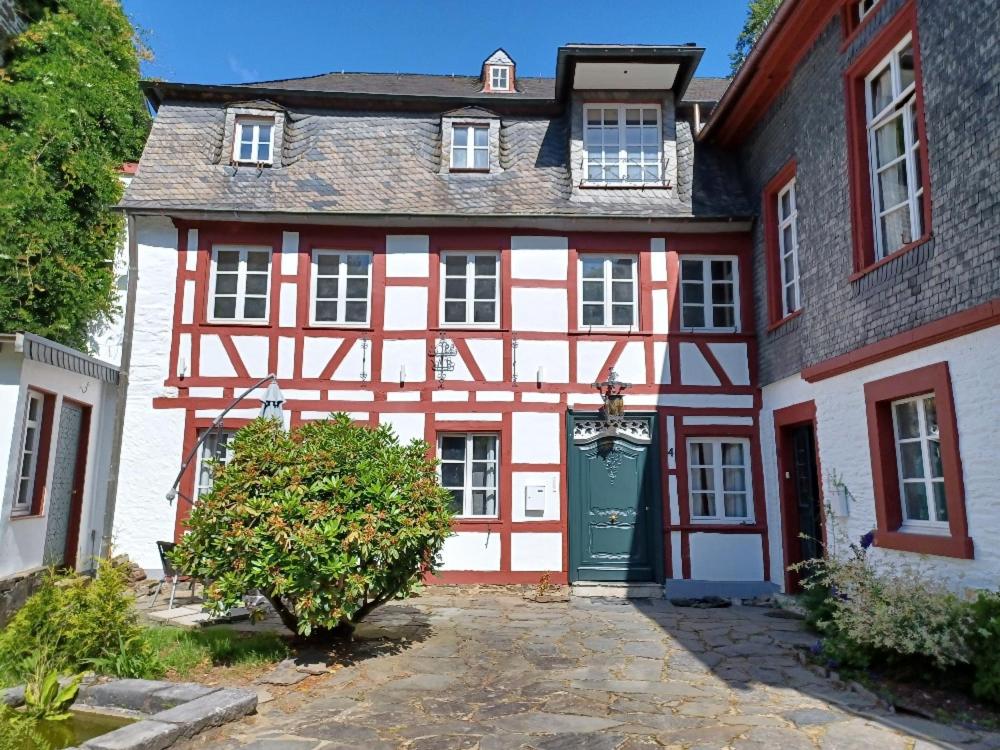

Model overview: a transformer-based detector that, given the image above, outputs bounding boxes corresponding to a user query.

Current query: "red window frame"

[844,0,932,279]
[864,362,973,559]
[762,159,800,329]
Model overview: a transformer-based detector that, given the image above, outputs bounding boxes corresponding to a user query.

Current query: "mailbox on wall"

[524,485,546,516]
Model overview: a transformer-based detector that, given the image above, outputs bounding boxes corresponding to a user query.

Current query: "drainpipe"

[100,212,139,559]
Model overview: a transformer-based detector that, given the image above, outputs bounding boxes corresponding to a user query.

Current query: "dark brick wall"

[740,0,1000,386]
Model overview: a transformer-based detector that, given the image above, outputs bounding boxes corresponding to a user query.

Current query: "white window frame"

[679,256,740,332]
[578,254,639,330]
[857,0,880,22]
[12,390,45,517]
[438,433,499,519]
[208,245,272,324]
[865,33,924,260]
[489,65,510,92]
[195,429,235,499]
[309,250,373,327]
[687,437,753,523]
[891,394,948,532]
[583,104,663,186]
[232,116,274,165]
[450,124,491,171]
[439,251,500,328]
[776,179,802,317]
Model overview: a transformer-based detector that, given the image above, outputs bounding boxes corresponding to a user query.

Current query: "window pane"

[869,65,894,115]
[473,302,496,323]
[473,149,489,169]
[27,396,39,421]
[257,142,270,162]
[317,278,339,298]
[581,257,604,279]
[346,278,368,298]
[216,251,240,272]
[692,493,715,517]
[933,482,948,522]
[893,400,920,438]
[690,466,714,491]
[444,301,466,323]
[453,127,468,147]
[880,205,912,252]
[474,278,496,299]
[472,436,496,461]
[582,281,603,302]
[213,297,236,319]
[316,253,339,274]
[710,261,733,282]
[611,305,633,326]
[878,161,910,210]
[474,255,497,275]
[681,259,704,281]
[472,491,496,516]
[441,436,465,461]
[215,274,238,294]
[874,117,905,167]
[724,493,747,518]
[448,490,463,515]
[723,468,746,492]
[17,478,32,506]
[690,441,713,464]
[923,397,938,436]
[239,142,253,161]
[246,251,270,272]
[611,282,633,302]
[444,279,466,299]
[345,301,367,322]
[711,283,734,305]
[452,149,467,168]
[780,190,792,219]
[611,259,633,280]
[927,439,943,479]
[682,306,705,328]
[603,108,618,125]
[445,255,467,275]
[712,306,735,328]
[899,44,915,90]
[315,301,338,322]
[258,124,271,144]
[245,275,268,295]
[902,482,929,521]
[243,298,266,319]
[722,442,744,465]
[681,281,704,304]
[345,255,370,275]
[441,463,464,487]
[474,128,489,147]
[582,304,604,326]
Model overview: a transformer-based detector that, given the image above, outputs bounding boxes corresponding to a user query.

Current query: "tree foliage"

[730,0,783,74]
[0,0,149,349]
[171,416,455,640]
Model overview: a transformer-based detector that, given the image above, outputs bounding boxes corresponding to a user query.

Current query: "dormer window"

[583,104,662,186]
[233,116,273,164]
[489,66,510,92]
[451,125,490,170]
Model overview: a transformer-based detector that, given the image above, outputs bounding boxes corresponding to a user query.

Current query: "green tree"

[0,0,150,349]
[730,0,783,74]
[172,416,456,641]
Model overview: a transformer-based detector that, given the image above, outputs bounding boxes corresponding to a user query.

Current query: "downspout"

[101,211,139,559]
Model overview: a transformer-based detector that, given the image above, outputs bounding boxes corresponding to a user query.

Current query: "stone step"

[571,581,665,599]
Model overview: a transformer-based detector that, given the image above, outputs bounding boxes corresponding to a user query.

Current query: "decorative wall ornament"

[360,336,370,384]
[598,440,625,482]
[573,418,652,444]
[511,336,519,384]
[431,332,457,388]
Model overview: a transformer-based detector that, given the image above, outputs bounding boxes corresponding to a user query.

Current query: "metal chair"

[149,540,194,610]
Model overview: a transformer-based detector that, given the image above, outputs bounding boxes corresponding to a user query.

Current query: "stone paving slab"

[175,590,997,750]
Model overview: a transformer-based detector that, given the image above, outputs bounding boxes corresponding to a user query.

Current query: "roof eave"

[554,44,705,102]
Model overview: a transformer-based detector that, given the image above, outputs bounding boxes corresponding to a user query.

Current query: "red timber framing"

[772,400,823,592]
[863,362,973,559]
[161,221,763,584]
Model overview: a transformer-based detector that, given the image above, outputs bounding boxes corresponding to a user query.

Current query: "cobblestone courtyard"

[181,590,996,750]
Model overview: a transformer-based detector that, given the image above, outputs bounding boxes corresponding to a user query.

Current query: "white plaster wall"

[385,235,429,277]
[652,342,670,384]
[381,340,427,384]
[510,236,568,280]
[689,533,764,581]
[384,287,428,330]
[511,472,561,521]
[113,216,185,572]
[678,343,719,386]
[516,340,569,384]
[379,413,426,445]
[438,531,501,571]
[232,336,270,378]
[577,341,615,384]
[708,342,750,386]
[466,339,504,381]
[761,325,1000,592]
[511,288,567,332]
[511,532,563,571]
[301,338,343,379]
[612,341,647,384]
[198,335,237,377]
[512,413,561,464]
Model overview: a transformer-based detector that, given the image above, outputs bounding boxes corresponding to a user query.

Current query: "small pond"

[18,709,134,750]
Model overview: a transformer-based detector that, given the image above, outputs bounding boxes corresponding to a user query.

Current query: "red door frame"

[773,400,823,593]
[61,399,92,572]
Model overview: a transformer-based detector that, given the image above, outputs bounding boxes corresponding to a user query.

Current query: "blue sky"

[122,1,749,85]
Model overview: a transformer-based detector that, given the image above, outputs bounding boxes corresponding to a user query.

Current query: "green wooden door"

[568,413,663,582]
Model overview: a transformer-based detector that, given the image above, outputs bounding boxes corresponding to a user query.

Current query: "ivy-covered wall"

[0,0,149,350]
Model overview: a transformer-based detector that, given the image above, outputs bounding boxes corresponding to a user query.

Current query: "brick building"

[92,0,997,594]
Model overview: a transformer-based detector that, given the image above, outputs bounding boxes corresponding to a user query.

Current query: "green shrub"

[171,415,454,640]
[969,592,1000,704]
[0,558,154,685]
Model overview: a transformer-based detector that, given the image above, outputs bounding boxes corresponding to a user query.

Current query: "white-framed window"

[310,250,373,326]
[233,117,274,164]
[12,391,45,517]
[857,0,881,22]
[438,433,499,518]
[441,252,499,326]
[489,66,510,91]
[687,438,752,522]
[209,246,272,322]
[891,394,947,529]
[680,257,739,330]
[865,34,924,259]
[195,429,235,499]
[451,125,490,170]
[579,255,638,329]
[583,105,662,185]
[777,179,802,317]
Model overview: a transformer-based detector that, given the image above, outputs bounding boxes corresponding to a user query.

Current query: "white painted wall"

[113,216,185,572]
[761,325,1000,593]
[511,288,567,332]
[385,235,429,277]
[511,471,561,521]
[512,412,561,464]
[510,236,568,280]
[384,287,428,330]
[438,531,501,571]
[689,533,764,581]
[516,340,569,384]
[511,532,563,571]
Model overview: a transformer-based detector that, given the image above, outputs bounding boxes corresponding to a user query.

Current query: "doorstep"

[571,581,664,599]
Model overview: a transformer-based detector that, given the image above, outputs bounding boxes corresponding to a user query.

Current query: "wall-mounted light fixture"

[399,364,407,387]
[536,366,545,388]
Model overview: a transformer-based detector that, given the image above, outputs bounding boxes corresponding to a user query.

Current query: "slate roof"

[121,101,750,221]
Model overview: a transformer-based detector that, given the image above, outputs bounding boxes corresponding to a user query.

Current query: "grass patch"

[144,626,289,681]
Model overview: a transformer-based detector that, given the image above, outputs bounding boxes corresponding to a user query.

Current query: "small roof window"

[482,49,515,93]
[233,116,274,165]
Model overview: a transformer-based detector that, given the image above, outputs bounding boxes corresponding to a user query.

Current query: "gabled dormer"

[481,49,515,93]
